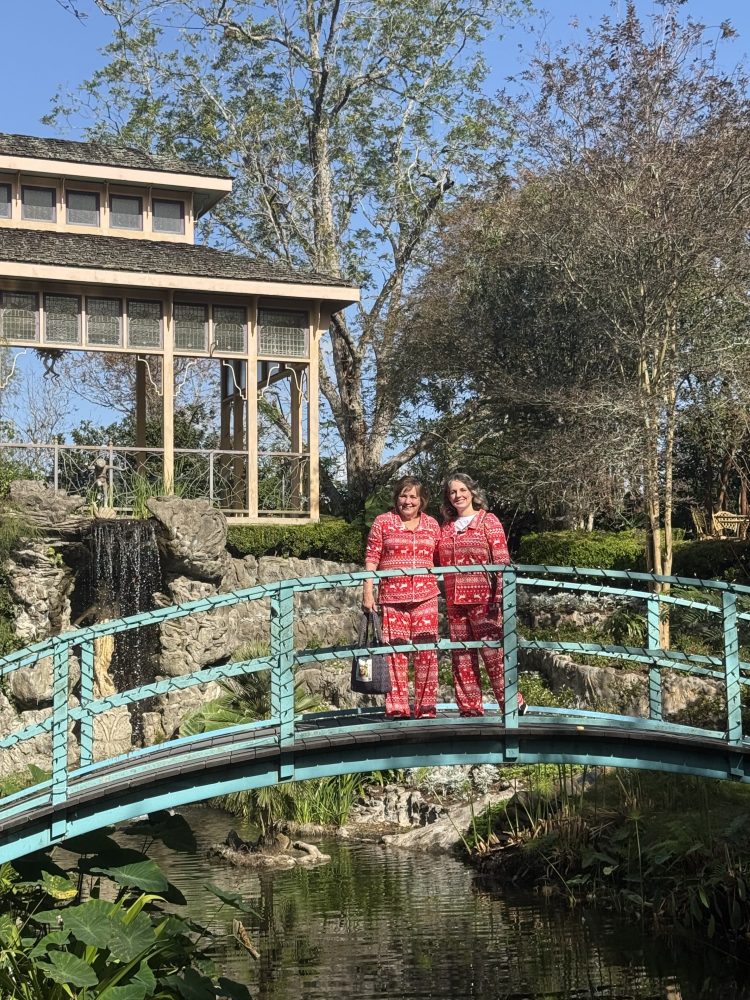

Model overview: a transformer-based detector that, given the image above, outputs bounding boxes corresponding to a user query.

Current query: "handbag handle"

[357,609,383,647]
[368,609,384,645]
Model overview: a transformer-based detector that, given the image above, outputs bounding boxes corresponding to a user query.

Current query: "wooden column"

[135,355,147,472]
[232,359,246,510]
[290,364,303,511]
[162,292,175,493]
[247,296,259,520]
[309,300,323,521]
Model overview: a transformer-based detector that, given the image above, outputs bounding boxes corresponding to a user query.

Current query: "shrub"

[671,539,750,583]
[227,516,365,563]
[517,529,646,571]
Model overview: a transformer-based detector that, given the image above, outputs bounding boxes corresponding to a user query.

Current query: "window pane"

[258,309,308,357]
[153,198,184,234]
[45,294,80,344]
[110,194,142,230]
[22,186,56,222]
[213,305,245,353]
[128,300,162,348]
[0,184,10,219]
[67,190,99,227]
[174,303,207,351]
[87,297,121,346]
[0,291,37,341]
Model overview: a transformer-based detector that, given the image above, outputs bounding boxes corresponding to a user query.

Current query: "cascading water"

[86,519,162,744]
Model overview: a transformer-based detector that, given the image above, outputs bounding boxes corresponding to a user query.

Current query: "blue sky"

[2,1,750,139]
[1,0,749,441]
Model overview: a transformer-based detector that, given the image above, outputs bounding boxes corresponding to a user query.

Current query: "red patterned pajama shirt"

[365,511,441,718]
[437,510,524,716]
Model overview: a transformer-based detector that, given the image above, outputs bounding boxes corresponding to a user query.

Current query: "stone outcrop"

[522,647,724,724]
[4,541,74,646]
[147,497,232,581]
[7,480,89,536]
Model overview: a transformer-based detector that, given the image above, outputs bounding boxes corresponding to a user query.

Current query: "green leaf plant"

[0,827,252,1000]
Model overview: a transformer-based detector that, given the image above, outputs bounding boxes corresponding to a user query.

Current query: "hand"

[362,593,377,613]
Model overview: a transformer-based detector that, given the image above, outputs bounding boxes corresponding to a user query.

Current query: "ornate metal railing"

[0,564,749,863]
[0,442,309,517]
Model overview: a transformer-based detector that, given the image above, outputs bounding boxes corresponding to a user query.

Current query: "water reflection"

[143,807,750,999]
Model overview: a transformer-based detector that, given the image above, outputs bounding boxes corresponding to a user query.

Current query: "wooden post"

[247,296,259,520]
[290,363,303,511]
[162,293,175,493]
[309,301,322,521]
[135,355,147,473]
[232,359,246,510]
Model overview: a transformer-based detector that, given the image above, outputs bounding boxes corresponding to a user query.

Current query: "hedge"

[517,529,750,582]
[517,530,646,571]
[227,517,365,563]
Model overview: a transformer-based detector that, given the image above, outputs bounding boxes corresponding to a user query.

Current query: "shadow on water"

[136,807,750,1000]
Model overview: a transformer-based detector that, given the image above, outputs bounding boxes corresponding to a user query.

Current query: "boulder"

[4,541,74,645]
[7,651,81,709]
[147,497,231,581]
[7,481,89,536]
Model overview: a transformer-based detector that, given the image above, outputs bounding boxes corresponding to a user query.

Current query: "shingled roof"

[0,133,230,180]
[0,227,352,289]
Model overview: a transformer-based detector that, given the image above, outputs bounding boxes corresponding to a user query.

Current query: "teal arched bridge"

[1,564,749,865]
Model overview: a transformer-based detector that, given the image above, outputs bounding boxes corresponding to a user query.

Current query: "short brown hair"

[392,475,429,514]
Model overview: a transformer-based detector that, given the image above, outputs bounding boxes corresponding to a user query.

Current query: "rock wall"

[0,487,365,772]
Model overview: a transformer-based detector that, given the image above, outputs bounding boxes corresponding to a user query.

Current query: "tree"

[51,0,530,513]
[407,190,643,530]
[414,3,750,593]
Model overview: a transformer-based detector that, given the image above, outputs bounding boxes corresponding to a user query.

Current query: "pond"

[141,807,750,999]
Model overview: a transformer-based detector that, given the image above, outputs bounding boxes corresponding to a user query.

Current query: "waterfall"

[86,519,162,744]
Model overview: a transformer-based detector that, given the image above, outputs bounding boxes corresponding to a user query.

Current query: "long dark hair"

[440,472,488,522]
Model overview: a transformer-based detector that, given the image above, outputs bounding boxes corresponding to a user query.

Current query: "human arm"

[362,518,384,611]
[484,513,510,606]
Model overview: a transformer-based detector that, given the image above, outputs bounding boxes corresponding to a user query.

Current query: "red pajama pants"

[381,597,439,718]
[447,603,524,716]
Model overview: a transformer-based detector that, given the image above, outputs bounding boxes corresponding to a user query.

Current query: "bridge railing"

[0,565,749,823]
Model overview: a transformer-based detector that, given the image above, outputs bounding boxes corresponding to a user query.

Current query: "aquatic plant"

[0,813,250,999]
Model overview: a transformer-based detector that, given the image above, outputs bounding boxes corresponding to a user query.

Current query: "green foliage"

[520,673,576,710]
[671,539,750,583]
[0,457,43,500]
[517,530,646,571]
[227,517,365,563]
[0,824,250,999]
[518,530,750,583]
[466,768,750,943]
[0,581,18,657]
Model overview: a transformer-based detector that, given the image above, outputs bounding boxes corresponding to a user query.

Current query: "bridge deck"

[2,563,750,866]
[2,707,748,866]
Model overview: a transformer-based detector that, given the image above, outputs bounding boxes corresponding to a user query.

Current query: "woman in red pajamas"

[362,476,440,719]
[437,473,525,717]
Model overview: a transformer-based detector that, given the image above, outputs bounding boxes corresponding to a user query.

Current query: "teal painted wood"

[79,640,94,767]
[502,569,519,746]
[723,591,743,745]
[5,562,750,866]
[271,585,296,781]
[50,645,69,841]
[647,597,663,721]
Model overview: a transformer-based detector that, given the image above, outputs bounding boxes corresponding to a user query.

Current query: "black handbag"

[351,610,392,694]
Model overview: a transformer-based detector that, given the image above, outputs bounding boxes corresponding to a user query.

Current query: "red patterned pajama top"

[437,510,510,606]
[365,511,441,603]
